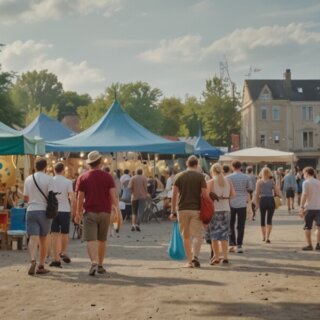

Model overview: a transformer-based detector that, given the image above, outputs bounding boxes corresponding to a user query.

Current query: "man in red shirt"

[75,151,119,276]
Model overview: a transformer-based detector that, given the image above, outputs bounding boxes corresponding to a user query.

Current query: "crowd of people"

[22,151,320,275]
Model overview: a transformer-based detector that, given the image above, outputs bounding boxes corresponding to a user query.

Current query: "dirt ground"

[0,207,319,320]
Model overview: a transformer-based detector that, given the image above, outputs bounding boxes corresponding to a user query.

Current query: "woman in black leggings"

[254,167,280,243]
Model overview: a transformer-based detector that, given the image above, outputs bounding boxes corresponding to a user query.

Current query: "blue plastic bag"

[168,221,186,260]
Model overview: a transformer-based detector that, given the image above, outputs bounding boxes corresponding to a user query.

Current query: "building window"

[260,89,271,101]
[303,131,314,148]
[260,134,266,147]
[260,106,267,120]
[302,106,313,121]
[272,106,280,120]
[273,131,280,144]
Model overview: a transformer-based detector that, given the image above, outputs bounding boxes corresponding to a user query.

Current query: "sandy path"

[0,207,319,320]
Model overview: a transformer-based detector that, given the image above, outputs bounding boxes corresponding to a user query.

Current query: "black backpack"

[33,174,60,219]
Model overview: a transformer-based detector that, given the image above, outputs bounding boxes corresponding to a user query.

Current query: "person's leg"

[303,211,314,249]
[221,240,228,260]
[260,198,267,241]
[178,211,192,265]
[229,208,236,247]
[211,240,220,261]
[266,200,275,241]
[87,241,98,264]
[317,226,320,244]
[28,235,39,261]
[51,232,61,261]
[46,233,52,260]
[190,211,203,259]
[137,198,147,226]
[97,213,110,268]
[39,236,48,266]
[98,241,106,265]
[131,200,138,228]
[236,208,247,247]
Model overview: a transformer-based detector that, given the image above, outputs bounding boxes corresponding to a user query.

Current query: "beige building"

[241,69,320,168]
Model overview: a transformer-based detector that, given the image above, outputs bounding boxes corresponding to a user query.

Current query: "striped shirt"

[228,172,253,208]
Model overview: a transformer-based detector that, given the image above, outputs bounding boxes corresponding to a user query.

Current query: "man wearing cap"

[75,151,119,276]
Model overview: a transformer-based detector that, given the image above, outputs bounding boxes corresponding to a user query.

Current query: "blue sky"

[1,0,320,99]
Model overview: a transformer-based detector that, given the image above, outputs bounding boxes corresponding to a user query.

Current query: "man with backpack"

[23,158,55,275]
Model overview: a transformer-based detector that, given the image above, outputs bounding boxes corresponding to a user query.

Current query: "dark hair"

[124,169,130,174]
[223,165,230,174]
[137,168,143,175]
[231,160,241,169]
[89,158,101,168]
[246,166,253,174]
[54,162,64,174]
[187,155,198,167]
[35,158,47,171]
[103,166,110,173]
[304,167,315,177]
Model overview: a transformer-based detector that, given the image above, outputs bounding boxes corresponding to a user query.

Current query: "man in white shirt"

[49,162,76,267]
[299,167,320,251]
[24,158,55,275]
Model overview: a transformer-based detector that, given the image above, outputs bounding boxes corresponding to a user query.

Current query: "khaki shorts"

[83,212,110,242]
[178,210,203,238]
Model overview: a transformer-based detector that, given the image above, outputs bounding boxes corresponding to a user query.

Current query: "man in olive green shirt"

[171,155,209,268]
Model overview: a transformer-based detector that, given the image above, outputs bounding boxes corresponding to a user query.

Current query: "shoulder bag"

[32,174,59,219]
[200,181,215,224]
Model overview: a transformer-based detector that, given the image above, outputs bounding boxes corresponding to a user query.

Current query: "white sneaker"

[236,246,244,253]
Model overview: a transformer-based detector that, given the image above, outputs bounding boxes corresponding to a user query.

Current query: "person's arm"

[254,181,261,207]
[109,187,119,210]
[170,185,179,219]
[68,192,76,217]
[228,180,236,198]
[273,183,280,197]
[299,183,307,218]
[75,191,84,224]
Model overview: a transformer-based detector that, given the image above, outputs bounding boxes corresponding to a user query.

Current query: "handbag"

[274,196,281,209]
[32,174,59,219]
[200,181,214,224]
[168,221,185,260]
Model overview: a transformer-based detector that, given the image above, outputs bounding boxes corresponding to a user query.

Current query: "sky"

[1,0,320,99]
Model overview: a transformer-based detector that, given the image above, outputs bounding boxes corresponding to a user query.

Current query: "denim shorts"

[304,210,320,230]
[51,211,71,234]
[26,210,52,237]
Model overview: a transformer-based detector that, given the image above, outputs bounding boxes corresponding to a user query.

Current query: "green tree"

[158,97,184,136]
[10,70,63,120]
[78,82,163,133]
[200,76,240,146]
[0,70,23,127]
[77,97,108,130]
[25,104,59,125]
[58,91,92,120]
[178,96,202,137]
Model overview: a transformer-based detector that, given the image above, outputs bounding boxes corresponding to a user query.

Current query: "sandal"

[36,265,50,275]
[222,259,229,264]
[97,265,107,274]
[210,257,221,265]
[182,262,194,268]
[89,263,98,276]
[59,253,71,264]
[28,260,36,276]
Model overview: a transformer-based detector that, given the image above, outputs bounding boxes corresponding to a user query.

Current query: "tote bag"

[168,221,186,260]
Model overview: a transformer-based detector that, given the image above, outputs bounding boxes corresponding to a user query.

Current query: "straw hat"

[86,151,102,164]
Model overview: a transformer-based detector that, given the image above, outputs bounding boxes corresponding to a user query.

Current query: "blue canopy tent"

[0,122,45,155]
[194,130,224,159]
[46,100,193,154]
[22,113,74,141]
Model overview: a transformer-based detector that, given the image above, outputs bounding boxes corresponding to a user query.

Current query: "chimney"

[283,69,291,87]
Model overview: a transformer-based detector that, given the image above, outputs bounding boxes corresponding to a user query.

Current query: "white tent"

[219,147,296,164]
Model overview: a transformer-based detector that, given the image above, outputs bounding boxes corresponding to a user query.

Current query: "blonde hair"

[260,167,273,181]
[210,163,226,187]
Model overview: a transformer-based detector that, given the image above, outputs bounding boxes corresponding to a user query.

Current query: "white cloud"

[1,40,106,96]
[189,0,211,13]
[139,23,320,64]
[0,0,123,24]
[138,35,203,63]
